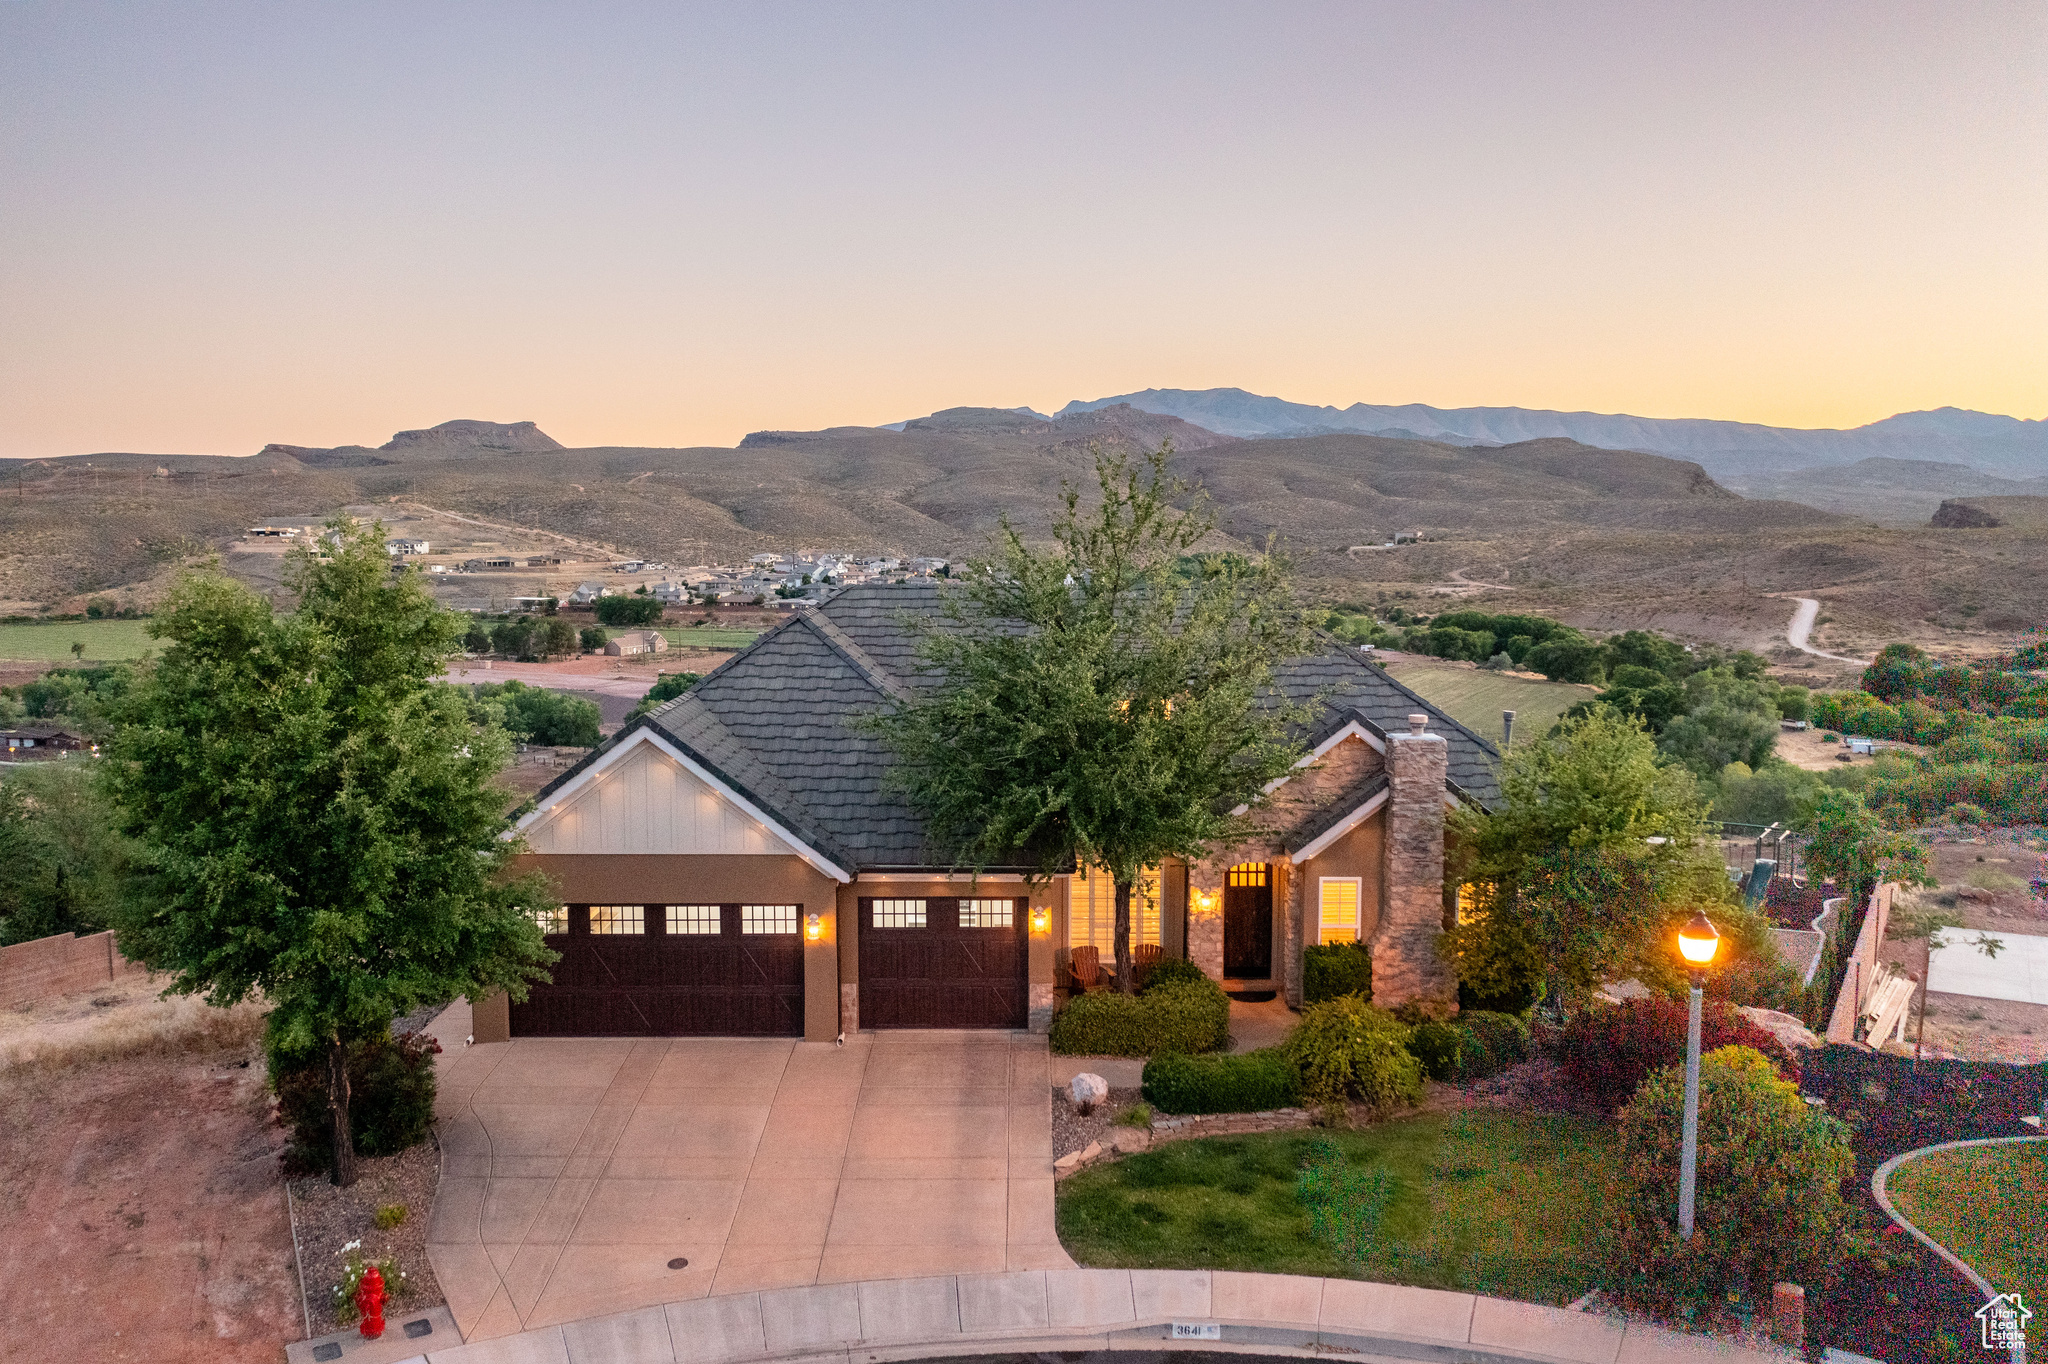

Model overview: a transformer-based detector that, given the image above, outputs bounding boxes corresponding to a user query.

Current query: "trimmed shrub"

[1609,1046,1857,1310]
[1407,1019,1481,1081]
[1302,942,1372,1004]
[1285,996,1424,1109]
[1141,957,1210,994]
[272,1028,442,1173]
[1458,1010,1532,1076]
[1049,976,1230,1057]
[1554,997,1797,1114]
[1142,1048,1300,1114]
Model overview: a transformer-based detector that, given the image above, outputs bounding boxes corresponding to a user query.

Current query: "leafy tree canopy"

[467,680,602,747]
[594,594,663,627]
[1444,709,1732,998]
[0,763,143,947]
[103,520,557,1182]
[627,672,702,721]
[868,445,1313,989]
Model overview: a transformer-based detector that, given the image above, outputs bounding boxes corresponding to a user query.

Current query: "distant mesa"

[381,419,563,455]
[1930,499,2003,528]
[261,419,562,465]
[902,406,1053,434]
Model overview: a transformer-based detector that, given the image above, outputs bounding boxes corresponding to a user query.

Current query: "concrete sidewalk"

[338,1267,1794,1364]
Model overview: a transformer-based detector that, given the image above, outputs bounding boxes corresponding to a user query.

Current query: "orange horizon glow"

[3,3,2043,460]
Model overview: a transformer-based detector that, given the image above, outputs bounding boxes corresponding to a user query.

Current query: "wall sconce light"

[1030,905,1050,934]
[1192,888,1219,916]
[805,913,823,941]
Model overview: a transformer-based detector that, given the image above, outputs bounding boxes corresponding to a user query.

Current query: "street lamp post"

[1675,912,1721,1241]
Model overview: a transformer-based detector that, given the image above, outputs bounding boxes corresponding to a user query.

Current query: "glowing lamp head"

[1030,905,1050,934]
[1677,912,1720,966]
[805,913,823,942]
[1193,888,1219,915]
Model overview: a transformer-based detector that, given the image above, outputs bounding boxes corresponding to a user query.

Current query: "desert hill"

[1727,457,2048,524]
[1059,387,2048,480]
[3,410,2043,661]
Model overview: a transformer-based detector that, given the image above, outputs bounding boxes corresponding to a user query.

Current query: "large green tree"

[104,522,556,1184]
[869,446,1312,992]
[1443,708,1733,1001]
[0,763,142,947]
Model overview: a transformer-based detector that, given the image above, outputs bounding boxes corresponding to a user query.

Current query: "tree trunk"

[1114,879,1135,996]
[326,1034,357,1188]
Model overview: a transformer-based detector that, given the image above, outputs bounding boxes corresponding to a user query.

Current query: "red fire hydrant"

[355,1265,387,1339]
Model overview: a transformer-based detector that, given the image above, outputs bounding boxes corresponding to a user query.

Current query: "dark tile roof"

[532,582,1498,871]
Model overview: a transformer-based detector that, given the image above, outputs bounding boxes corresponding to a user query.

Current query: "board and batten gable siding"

[524,734,787,857]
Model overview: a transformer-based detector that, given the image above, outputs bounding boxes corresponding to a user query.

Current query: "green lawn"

[657,627,763,651]
[1057,1112,1619,1305]
[0,620,158,662]
[1381,660,1596,748]
[1889,1141,2048,1307]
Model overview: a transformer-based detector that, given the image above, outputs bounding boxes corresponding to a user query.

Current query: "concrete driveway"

[422,1006,1070,1343]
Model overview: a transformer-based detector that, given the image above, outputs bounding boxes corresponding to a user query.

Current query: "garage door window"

[590,904,646,934]
[742,903,800,935]
[869,898,927,928]
[958,898,1014,928]
[666,904,721,935]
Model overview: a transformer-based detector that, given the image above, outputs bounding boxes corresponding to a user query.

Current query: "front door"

[1223,862,1272,979]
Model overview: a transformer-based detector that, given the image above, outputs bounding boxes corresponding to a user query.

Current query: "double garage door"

[509,896,1030,1036]
[510,903,805,1038]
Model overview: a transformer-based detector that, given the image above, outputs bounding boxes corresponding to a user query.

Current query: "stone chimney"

[1373,714,1457,1008]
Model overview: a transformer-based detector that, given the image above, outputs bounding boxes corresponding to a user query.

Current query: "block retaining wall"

[0,930,143,1008]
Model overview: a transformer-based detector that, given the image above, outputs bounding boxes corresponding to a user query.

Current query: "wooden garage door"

[510,903,804,1037]
[859,896,1027,1029]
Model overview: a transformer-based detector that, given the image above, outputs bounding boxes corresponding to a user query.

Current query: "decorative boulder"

[1069,1072,1109,1114]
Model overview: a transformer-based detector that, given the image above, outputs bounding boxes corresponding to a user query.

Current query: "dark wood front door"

[510,903,804,1037]
[1223,862,1273,979]
[859,896,1027,1029]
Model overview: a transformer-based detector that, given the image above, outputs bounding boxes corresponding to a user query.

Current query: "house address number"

[1171,1323,1222,1340]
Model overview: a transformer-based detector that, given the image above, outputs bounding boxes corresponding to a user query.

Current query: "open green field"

[1889,1140,2048,1307]
[657,627,763,651]
[0,620,158,662]
[1381,659,1597,747]
[1057,1112,1619,1304]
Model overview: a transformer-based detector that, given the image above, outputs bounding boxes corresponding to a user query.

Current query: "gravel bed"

[288,1139,444,1336]
[1052,1085,1146,1158]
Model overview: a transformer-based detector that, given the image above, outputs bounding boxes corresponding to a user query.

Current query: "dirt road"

[1782,596,1869,666]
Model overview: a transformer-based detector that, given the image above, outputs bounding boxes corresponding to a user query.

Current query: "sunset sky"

[2,2,2043,458]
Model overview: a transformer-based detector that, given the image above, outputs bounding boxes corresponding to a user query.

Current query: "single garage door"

[859,895,1027,1029]
[510,902,805,1037]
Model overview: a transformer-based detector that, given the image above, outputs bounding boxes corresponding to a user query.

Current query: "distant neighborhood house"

[385,537,431,555]
[603,630,669,657]
[2,725,91,758]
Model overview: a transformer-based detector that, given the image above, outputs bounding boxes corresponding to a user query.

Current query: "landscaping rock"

[1737,1006,1824,1052]
[1068,1071,1109,1114]
[1107,1125,1151,1154]
[1052,1148,1087,1174]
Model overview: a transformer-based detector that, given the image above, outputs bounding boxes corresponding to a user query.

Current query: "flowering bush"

[1607,1046,1857,1310]
[1554,996,1796,1113]
[330,1243,410,1324]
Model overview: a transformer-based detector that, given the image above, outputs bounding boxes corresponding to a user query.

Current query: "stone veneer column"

[1186,859,1225,981]
[1373,713,1457,1008]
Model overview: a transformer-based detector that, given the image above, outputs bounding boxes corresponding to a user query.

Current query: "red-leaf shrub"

[1554,997,1797,1113]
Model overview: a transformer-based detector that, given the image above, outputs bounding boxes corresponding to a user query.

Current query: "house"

[527,554,562,567]
[567,581,610,606]
[488,583,1498,1043]
[386,538,430,555]
[1393,530,1423,545]
[463,556,516,571]
[651,581,687,604]
[246,525,303,538]
[603,630,669,657]
[2,726,91,758]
